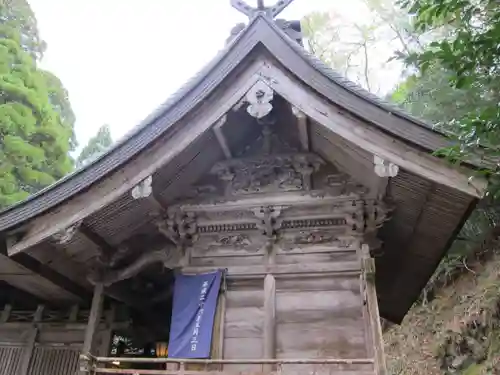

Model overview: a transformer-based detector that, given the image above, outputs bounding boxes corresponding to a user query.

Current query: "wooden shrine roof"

[0,14,487,323]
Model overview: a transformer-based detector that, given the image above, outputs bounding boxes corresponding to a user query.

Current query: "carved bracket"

[88,246,179,286]
[153,210,198,249]
[323,173,369,197]
[253,206,283,238]
[364,201,393,233]
[374,156,399,178]
[131,175,153,199]
[291,106,306,119]
[51,221,82,245]
[246,81,274,119]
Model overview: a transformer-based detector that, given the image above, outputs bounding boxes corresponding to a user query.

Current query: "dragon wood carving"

[211,153,323,195]
[88,246,180,286]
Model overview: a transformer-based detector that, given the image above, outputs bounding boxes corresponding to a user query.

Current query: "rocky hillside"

[385,253,500,375]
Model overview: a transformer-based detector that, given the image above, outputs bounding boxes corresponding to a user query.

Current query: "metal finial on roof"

[230,0,295,19]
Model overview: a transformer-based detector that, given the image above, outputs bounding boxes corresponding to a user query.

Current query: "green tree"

[76,124,113,168]
[0,0,46,60]
[0,0,75,208]
[301,0,443,94]
[401,0,500,194]
[41,70,77,149]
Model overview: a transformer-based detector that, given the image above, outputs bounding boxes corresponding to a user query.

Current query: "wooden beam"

[292,106,309,151]
[17,305,43,375]
[0,248,88,302]
[261,62,487,198]
[182,261,361,277]
[362,245,386,375]
[79,224,115,259]
[6,59,266,257]
[105,284,152,309]
[263,274,276,371]
[213,115,232,159]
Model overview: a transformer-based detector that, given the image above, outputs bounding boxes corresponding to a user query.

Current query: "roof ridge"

[261,15,443,135]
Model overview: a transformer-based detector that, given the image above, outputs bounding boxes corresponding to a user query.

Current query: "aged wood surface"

[17,305,43,375]
[6,59,268,256]
[5,54,483,258]
[0,255,82,302]
[182,261,361,277]
[258,62,486,197]
[0,346,23,375]
[94,371,374,375]
[0,14,471,233]
[362,246,387,375]
[223,286,263,373]
[81,283,104,366]
[263,274,276,372]
[28,347,80,375]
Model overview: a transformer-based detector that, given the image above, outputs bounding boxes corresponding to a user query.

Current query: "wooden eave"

[0,15,484,233]
[0,14,486,322]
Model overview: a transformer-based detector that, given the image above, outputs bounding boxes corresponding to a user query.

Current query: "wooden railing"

[80,354,376,375]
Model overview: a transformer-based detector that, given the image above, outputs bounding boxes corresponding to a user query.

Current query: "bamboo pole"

[86,356,374,365]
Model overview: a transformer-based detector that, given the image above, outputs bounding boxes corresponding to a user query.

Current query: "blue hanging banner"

[168,270,222,358]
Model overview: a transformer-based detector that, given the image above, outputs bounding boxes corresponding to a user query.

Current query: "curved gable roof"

[0,14,461,231]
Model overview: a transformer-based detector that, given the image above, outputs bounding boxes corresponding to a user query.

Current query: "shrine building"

[0,1,487,375]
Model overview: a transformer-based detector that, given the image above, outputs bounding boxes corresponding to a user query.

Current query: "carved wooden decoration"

[245,81,274,119]
[230,0,296,19]
[131,175,153,199]
[373,155,399,178]
[211,153,323,195]
[88,246,179,286]
[51,221,82,245]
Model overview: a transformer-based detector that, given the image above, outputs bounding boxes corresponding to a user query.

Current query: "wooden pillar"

[98,304,115,356]
[80,283,104,375]
[1,304,12,323]
[69,304,79,322]
[18,305,43,375]
[263,274,276,372]
[362,244,386,375]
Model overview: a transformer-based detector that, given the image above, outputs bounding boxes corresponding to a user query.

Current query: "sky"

[28,0,376,149]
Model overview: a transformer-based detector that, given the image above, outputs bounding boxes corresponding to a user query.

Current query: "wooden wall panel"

[223,286,263,372]
[276,276,369,373]
[37,328,85,344]
[0,346,22,375]
[0,328,31,344]
[27,346,79,375]
[275,251,357,265]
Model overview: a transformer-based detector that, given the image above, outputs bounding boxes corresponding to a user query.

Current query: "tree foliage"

[401,0,500,195]
[301,0,442,94]
[0,0,76,208]
[76,124,113,168]
[0,0,46,60]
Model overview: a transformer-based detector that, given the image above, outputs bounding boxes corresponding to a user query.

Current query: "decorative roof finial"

[230,0,295,19]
